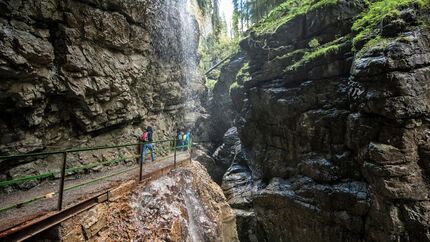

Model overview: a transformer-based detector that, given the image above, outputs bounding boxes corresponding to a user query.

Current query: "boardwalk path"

[0,152,189,231]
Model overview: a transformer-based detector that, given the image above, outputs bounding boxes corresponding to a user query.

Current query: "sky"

[219,0,234,36]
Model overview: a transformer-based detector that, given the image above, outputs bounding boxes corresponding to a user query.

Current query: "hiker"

[139,126,156,163]
[176,129,182,149]
[177,129,185,150]
[184,129,191,150]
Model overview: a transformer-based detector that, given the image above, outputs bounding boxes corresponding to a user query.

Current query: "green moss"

[355,35,392,57]
[229,81,243,95]
[235,62,250,84]
[206,78,217,91]
[352,0,430,48]
[285,36,346,71]
[252,0,339,35]
[308,38,321,48]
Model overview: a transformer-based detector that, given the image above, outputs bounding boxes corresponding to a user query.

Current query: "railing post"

[189,142,192,164]
[173,139,177,168]
[139,142,143,182]
[57,151,67,211]
[136,142,140,164]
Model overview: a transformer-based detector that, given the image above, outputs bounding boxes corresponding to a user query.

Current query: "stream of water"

[178,0,205,127]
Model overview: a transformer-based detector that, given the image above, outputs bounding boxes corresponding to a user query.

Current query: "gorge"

[1,0,430,242]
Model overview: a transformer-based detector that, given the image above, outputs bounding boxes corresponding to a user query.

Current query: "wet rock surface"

[195,126,250,184]
[66,161,239,242]
[206,52,247,145]
[34,161,237,242]
[0,0,203,182]
[218,2,430,242]
[128,162,239,242]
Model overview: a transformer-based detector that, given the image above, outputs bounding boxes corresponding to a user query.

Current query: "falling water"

[131,173,216,242]
[178,0,204,127]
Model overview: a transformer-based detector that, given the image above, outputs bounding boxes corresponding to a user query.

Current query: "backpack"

[182,133,187,141]
[139,132,148,142]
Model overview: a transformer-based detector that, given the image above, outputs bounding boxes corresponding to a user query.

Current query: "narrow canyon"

[1,0,430,241]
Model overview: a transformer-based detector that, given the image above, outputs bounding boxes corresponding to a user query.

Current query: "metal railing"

[0,138,193,215]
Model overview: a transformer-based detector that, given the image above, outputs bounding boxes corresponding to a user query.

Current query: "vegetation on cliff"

[251,0,338,35]
[352,0,430,49]
[232,0,285,36]
[229,62,248,93]
[201,0,430,102]
[285,36,347,71]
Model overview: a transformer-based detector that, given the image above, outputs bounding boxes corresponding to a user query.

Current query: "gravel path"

[0,151,189,231]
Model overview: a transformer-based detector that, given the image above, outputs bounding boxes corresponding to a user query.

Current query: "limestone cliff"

[220,1,430,241]
[0,0,204,178]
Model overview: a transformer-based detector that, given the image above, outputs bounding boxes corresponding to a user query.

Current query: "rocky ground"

[51,161,239,242]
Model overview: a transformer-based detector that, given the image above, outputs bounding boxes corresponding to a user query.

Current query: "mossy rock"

[285,35,350,73]
[352,0,430,50]
[251,0,340,36]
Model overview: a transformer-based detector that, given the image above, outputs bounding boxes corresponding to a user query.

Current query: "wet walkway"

[0,152,189,231]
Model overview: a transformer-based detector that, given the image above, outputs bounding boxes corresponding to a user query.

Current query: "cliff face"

[0,0,200,149]
[208,52,246,145]
[0,0,204,176]
[224,1,430,241]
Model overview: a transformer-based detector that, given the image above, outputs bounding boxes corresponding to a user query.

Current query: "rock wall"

[208,52,246,145]
[225,1,430,241]
[0,0,203,177]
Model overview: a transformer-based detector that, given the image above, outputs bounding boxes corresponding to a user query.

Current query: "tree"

[232,0,285,34]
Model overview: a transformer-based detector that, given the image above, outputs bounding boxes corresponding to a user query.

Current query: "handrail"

[0,139,211,160]
[0,139,196,214]
[0,155,137,187]
[0,139,176,160]
[0,134,213,241]
[204,55,233,76]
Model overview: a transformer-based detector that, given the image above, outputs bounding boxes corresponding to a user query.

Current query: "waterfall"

[178,0,204,127]
[130,172,218,242]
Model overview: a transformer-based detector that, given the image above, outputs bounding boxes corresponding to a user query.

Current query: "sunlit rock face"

[103,162,239,242]
[48,162,238,241]
[225,1,430,242]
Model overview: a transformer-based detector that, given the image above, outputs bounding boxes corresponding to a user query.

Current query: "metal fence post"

[189,143,192,164]
[173,139,177,168]
[136,142,140,164]
[57,151,67,211]
[139,142,143,182]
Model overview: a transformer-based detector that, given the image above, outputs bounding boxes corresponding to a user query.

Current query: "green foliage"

[308,38,320,48]
[229,62,248,95]
[197,0,243,94]
[286,36,345,71]
[196,0,213,14]
[199,34,240,71]
[352,0,430,48]
[235,62,250,84]
[229,81,243,94]
[252,0,338,35]
[233,0,286,35]
[355,35,390,57]
[206,78,218,91]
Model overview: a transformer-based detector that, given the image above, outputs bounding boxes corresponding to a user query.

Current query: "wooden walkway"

[0,151,189,234]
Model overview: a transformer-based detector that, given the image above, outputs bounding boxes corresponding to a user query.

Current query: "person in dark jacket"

[176,128,182,149]
[140,126,156,163]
